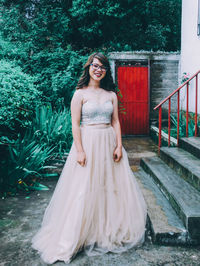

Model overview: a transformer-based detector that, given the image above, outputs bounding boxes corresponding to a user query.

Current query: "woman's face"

[89,58,107,82]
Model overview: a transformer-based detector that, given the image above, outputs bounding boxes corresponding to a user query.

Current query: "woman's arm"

[70,90,86,166]
[111,92,122,162]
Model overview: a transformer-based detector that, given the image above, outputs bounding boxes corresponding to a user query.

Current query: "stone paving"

[0,137,200,266]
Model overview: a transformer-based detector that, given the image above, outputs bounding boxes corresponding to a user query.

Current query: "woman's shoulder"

[102,89,116,96]
[74,87,89,95]
[71,89,85,104]
[108,90,117,100]
[73,88,88,96]
[102,90,117,104]
[72,87,91,103]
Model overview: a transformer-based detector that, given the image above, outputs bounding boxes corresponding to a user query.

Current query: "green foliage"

[117,87,126,115]
[69,0,181,51]
[0,59,42,134]
[32,105,73,157]
[0,0,72,51]
[0,131,54,196]
[69,0,125,49]
[8,131,55,180]
[0,34,28,62]
[166,111,200,138]
[29,49,87,107]
[0,104,73,196]
[1,0,182,53]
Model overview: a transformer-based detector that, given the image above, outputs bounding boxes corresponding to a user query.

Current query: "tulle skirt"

[31,124,147,264]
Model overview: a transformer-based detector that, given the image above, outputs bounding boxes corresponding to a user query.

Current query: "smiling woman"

[89,59,107,82]
[76,53,116,93]
[31,52,147,264]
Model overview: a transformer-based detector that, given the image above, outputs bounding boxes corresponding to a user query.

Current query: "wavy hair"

[76,52,116,92]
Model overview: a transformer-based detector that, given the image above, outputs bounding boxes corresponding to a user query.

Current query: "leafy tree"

[1,0,181,53]
[0,0,72,51]
[27,48,87,107]
[69,0,181,51]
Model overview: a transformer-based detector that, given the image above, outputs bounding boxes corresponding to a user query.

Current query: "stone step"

[140,156,200,240]
[179,137,200,159]
[134,169,189,245]
[160,147,200,192]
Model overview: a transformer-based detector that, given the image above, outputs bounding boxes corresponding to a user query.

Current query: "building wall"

[150,59,179,122]
[180,0,200,113]
[109,52,180,124]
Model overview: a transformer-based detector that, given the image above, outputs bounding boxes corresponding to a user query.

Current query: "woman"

[31,52,147,264]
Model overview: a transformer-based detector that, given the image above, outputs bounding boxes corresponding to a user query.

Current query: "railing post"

[177,91,180,146]
[158,106,162,153]
[186,82,189,137]
[195,74,198,137]
[168,98,171,147]
[154,70,200,149]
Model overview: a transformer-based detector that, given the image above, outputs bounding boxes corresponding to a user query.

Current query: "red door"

[117,66,149,135]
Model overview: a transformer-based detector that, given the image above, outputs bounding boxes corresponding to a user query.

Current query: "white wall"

[180,0,200,112]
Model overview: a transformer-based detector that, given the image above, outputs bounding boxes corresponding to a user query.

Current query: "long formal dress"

[31,100,147,264]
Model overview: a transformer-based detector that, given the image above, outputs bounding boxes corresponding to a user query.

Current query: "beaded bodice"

[81,100,113,125]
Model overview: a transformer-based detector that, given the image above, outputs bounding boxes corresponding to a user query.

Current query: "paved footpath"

[0,137,200,266]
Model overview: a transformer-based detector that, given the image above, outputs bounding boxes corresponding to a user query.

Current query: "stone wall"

[108,51,180,125]
[150,59,180,123]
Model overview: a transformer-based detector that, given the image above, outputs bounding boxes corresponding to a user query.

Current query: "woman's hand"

[113,146,122,162]
[77,151,87,166]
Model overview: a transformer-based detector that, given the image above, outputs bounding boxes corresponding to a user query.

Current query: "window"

[198,0,200,35]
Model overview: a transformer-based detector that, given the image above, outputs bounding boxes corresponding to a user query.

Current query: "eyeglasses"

[90,63,108,72]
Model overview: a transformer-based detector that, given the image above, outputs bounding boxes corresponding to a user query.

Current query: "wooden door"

[117,65,149,135]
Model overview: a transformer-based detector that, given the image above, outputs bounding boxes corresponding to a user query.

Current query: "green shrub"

[0,34,29,63]
[0,104,73,196]
[0,60,42,135]
[8,131,55,180]
[0,131,54,196]
[32,105,73,157]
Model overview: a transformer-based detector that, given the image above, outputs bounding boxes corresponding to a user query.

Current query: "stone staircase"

[139,136,200,245]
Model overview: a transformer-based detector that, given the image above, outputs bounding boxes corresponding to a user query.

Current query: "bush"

[0,34,29,63]
[0,104,73,197]
[0,131,54,196]
[0,60,42,135]
[32,105,73,157]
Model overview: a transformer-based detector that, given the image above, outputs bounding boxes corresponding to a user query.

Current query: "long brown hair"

[76,52,116,92]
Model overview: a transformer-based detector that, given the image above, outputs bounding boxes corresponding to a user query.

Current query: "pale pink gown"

[31,100,147,264]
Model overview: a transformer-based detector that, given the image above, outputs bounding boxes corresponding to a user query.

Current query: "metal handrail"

[154,70,200,110]
[154,69,200,152]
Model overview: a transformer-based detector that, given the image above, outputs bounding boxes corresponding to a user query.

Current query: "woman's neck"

[88,79,100,89]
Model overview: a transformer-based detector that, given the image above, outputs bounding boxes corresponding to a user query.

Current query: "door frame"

[115,59,151,136]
